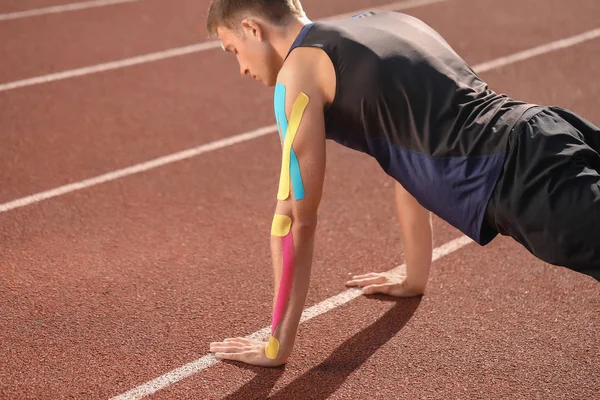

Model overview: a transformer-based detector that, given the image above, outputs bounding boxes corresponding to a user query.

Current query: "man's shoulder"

[277,46,336,108]
[278,47,323,84]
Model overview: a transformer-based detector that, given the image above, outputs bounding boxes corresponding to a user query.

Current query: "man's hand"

[345,271,425,297]
[209,337,287,367]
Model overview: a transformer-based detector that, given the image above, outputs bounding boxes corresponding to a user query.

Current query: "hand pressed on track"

[345,271,425,297]
[209,337,286,367]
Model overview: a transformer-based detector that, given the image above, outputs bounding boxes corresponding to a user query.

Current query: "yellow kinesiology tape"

[271,213,292,237]
[265,336,280,360]
[277,92,310,201]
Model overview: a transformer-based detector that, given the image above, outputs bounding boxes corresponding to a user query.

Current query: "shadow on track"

[222,295,421,399]
[221,365,285,400]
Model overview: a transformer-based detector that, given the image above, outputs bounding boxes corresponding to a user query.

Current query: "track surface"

[0,0,599,399]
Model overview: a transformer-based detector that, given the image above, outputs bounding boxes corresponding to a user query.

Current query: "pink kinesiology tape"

[271,231,294,334]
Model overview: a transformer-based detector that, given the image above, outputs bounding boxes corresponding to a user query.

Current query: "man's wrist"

[404,274,428,295]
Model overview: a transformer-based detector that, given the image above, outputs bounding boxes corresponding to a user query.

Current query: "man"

[207,0,600,367]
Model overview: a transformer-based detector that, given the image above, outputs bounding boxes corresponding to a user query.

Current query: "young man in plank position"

[207,0,600,366]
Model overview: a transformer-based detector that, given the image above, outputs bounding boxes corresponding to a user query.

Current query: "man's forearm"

[395,182,433,291]
[402,216,433,291]
[267,220,316,363]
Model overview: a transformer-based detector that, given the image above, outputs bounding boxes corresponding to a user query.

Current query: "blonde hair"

[206,0,305,37]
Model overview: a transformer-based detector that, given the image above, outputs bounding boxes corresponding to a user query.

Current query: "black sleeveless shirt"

[283,11,534,244]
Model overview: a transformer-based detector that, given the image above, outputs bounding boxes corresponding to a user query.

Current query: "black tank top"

[283,11,534,244]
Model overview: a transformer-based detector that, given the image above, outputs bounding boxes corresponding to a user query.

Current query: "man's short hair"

[206,0,305,38]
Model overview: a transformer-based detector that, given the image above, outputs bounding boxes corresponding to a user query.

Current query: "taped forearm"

[266,214,294,359]
[267,214,315,360]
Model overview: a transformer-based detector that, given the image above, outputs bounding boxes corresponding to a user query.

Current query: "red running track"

[0,0,599,398]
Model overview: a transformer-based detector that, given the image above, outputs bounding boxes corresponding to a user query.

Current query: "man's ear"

[240,18,264,41]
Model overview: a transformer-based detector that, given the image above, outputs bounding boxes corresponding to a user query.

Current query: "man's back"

[287,11,534,244]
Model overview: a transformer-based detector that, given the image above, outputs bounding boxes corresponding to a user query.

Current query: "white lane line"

[473,28,600,73]
[109,235,473,400]
[0,0,446,93]
[0,0,142,21]
[0,41,222,92]
[321,0,445,20]
[0,125,277,213]
[2,27,599,215]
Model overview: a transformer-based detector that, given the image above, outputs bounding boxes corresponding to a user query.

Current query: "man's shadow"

[222,295,421,400]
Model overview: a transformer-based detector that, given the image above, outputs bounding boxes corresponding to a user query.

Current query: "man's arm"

[210,50,327,366]
[393,181,433,291]
[265,55,327,363]
[346,181,432,296]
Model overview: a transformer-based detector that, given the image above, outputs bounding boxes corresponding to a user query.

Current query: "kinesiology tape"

[265,85,310,360]
[266,213,294,359]
[274,83,309,201]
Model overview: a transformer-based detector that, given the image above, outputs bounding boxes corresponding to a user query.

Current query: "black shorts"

[484,105,600,280]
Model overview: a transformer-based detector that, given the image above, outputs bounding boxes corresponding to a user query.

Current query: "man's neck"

[272,16,313,60]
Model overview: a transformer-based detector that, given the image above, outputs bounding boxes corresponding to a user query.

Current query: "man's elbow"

[292,215,318,234]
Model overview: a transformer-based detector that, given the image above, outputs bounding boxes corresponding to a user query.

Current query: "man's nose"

[240,65,249,76]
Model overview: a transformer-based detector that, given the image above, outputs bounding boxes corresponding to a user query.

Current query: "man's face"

[217,23,278,87]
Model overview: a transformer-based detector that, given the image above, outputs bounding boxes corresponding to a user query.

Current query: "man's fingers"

[348,272,382,280]
[210,345,251,353]
[346,275,386,287]
[215,351,251,362]
[224,337,252,345]
[362,283,393,295]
